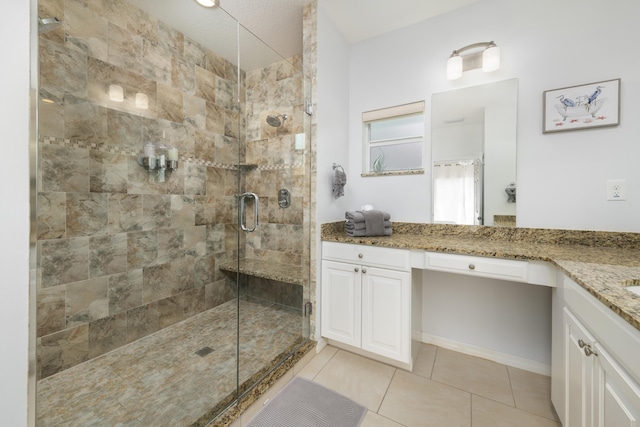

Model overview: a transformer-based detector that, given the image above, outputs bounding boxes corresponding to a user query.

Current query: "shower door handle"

[239,192,259,232]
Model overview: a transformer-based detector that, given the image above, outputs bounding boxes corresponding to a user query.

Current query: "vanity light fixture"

[446,41,500,80]
[195,0,216,7]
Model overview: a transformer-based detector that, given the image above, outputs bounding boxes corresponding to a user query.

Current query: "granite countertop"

[321,222,640,333]
[219,259,307,286]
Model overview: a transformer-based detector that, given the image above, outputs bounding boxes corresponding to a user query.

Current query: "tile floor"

[236,344,561,427]
[36,297,303,426]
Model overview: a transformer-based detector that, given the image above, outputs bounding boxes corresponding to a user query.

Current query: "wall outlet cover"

[607,179,626,201]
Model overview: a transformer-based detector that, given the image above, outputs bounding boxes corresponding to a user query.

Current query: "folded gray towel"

[345,210,391,222]
[362,210,385,235]
[345,220,392,231]
[345,227,392,237]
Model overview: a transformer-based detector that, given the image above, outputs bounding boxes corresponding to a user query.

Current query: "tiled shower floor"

[37,297,303,427]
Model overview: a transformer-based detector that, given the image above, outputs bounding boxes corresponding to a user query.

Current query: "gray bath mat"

[246,377,367,427]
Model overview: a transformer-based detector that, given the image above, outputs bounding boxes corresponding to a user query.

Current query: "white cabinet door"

[595,343,640,427]
[321,260,361,348]
[361,266,411,363]
[564,307,597,427]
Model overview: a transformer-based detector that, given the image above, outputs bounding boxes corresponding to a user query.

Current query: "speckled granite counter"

[322,222,640,333]
[219,259,307,286]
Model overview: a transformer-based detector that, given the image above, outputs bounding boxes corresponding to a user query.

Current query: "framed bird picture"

[543,78,620,133]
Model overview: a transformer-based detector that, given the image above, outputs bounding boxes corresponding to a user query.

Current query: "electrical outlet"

[607,179,626,201]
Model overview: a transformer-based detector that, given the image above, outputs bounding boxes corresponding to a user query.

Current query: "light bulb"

[446,55,463,80]
[482,45,500,72]
[135,93,149,109]
[109,84,124,102]
[196,0,216,7]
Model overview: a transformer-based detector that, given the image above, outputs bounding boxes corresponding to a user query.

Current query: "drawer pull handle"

[578,339,587,349]
[362,268,367,274]
[358,253,363,258]
[354,267,359,273]
[468,264,475,270]
[584,345,598,357]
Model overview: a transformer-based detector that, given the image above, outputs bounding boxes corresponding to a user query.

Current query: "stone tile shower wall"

[243,58,308,267]
[35,0,244,379]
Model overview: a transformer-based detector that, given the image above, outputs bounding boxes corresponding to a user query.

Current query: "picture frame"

[543,78,620,133]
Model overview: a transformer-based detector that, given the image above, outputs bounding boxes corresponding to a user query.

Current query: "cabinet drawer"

[425,252,528,282]
[322,242,410,271]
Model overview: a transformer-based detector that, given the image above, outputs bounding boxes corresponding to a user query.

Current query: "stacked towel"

[345,210,392,237]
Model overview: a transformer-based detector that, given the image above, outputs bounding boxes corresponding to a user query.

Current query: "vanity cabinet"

[321,242,411,365]
[563,308,597,426]
[554,275,640,426]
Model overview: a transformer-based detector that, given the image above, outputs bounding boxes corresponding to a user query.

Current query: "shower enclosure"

[33,0,312,425]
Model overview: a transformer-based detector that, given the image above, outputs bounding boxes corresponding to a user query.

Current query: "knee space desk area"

[320,222,640,426]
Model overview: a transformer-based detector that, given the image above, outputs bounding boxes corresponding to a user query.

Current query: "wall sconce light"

[109,84,124,102]
[446,41,500,80]
[135,92,149,109]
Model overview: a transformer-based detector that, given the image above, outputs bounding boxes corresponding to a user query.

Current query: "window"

[363,101,425,174]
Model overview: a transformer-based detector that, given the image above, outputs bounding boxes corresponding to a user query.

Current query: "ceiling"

[129,0,479,70]
[319,0,480,44]
[222,0,481,56]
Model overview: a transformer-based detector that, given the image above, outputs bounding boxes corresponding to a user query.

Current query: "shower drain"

[195,346,214,357]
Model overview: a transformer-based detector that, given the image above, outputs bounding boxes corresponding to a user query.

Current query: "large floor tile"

[295,345,338,380]
[360,411,405,427]
[431,347,514,406]
[508,366,559,421]
[412,343,437,379]
[472,395,561,427]
[312,349,396,411]
[378,369,471,427]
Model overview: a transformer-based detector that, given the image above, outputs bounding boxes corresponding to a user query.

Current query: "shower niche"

[33,0,313,425]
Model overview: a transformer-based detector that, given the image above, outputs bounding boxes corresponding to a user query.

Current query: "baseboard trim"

[418,331,551,376]
[315,338,328,353]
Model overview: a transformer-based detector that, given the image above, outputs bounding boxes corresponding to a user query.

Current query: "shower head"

[266,114,288,128]
[39,17,61,33]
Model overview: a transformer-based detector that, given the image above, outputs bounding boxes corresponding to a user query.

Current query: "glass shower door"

[235,24,311,398]
[34,1,244,425]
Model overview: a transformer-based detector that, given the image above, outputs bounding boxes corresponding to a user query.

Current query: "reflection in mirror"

[431,78,517,226]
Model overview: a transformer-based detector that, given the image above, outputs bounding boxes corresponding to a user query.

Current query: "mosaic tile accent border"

[41,136,304,172]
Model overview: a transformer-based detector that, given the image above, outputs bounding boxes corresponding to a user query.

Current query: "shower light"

[195,0,216,7]
[135,92,149,109]
[446,41,500,80]
[109,84,124,102]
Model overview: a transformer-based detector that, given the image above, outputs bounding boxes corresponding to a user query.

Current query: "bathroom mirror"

[431,78,517,226]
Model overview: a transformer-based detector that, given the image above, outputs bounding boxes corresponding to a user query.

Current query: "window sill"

[361,168,424,177]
